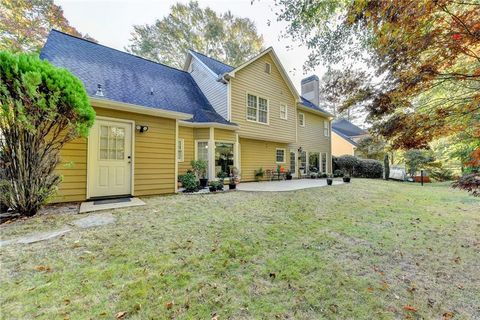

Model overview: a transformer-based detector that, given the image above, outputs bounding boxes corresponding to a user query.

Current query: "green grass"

[1,179,479,319]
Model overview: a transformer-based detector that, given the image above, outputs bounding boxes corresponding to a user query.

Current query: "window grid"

[246,93,268,124]
[276,148,285,163]
[99,125,125,160]
[177,139,184,162]
[299,113,305,127]
[280,105,287,120]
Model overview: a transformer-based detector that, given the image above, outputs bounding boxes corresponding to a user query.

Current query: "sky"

[55,0,328,92]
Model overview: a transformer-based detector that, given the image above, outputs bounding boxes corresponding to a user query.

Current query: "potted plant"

[191,160,208,188]
[286,170,293,180]
[310,172,317,179]
[254,167,264,182]
[326,175,333,185]
[229,167,240,190]
[342,174,351,183]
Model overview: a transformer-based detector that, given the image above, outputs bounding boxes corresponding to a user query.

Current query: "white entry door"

[88,119,133,198]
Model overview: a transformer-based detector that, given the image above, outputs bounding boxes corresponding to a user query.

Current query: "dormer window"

[265,63,271,74]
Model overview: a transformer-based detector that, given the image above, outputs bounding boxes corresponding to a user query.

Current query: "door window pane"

[99,125,126,160]
[197,141,209,176]
[290,152,296,173]
[309,152,319,173]
[300,151,307,174]
[215,142,234,176]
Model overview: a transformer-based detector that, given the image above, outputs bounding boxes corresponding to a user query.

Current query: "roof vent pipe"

[150,87,154,95]
[95,84,104,97]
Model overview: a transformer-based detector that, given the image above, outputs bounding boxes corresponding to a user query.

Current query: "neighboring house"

[40,30,333,203]
[331,119,369,156]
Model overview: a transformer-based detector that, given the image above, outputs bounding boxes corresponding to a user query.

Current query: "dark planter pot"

[199,178,208,188]
[327,178,333,185]
[343,177,351,183]
[209,186,216,192]
[286,175,292,180]
[311,175,316,179]
[229,183,236,190]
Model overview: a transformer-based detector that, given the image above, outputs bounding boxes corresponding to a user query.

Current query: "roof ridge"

[49,29,190,74]
[188,49,235,68]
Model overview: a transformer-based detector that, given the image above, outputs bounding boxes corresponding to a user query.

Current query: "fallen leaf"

[367,287,374,292]
[34,265,52,272]
[269,272,276,279]
[442,311,454,319]
[115,311,127,319]
[403,305,417,312]
[211,313,218,320]
[165,301,174,310]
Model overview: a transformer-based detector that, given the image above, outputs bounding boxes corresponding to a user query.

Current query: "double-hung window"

[247,93,268,124]
[298,112,305,127]
[177,139,184,162]
[323,120,330,137]
[280,105,287,120]
[276,148,285,163]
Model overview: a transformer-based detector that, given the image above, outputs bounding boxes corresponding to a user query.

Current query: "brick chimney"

[301,75,319,106]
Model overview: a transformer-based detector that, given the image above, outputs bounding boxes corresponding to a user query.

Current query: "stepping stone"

[72,213,116,229]
[0,228,72,247]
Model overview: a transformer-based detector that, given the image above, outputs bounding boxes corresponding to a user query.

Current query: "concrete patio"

[237,178,344,192]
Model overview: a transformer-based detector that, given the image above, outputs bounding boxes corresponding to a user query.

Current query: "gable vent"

[265,63,271,74]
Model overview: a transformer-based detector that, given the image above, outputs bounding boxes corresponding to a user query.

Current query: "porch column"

[234,133,240,177]
[208,127,215,180]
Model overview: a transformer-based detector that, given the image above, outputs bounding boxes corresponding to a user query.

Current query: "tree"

[384,154,390,180]
[403,150,435,177]
[275,0,480,150]
[355,136,387,161]
[320,68,369,122]
[0,0,95,53]
[0,52,95,216]
[127,0,264,68]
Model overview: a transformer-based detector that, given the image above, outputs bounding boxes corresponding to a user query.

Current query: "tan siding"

[332,131,355,156]
[240,138,289,182]
[55,137,87,202]
[290,110,332,173]
[194,128,210,140]
[53,105,177,203]
[214,128,236,142]
[230,54,297,143]
[178,126,194,175]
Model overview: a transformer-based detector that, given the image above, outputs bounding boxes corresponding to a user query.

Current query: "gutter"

[90,97,193,120]
[178,120,239,131]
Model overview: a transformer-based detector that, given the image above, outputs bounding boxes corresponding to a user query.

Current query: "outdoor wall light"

[135,125,149,133]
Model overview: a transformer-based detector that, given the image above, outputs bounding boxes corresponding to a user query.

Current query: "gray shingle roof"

[332,119,366,137]
[189,50,234,75]
[300,97,333,117]
[40,30,233,125]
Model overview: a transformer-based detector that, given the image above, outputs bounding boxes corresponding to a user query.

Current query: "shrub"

[181,172,198,192]
[334,155,360,176]
[0,52,94,216]
[430,167,455,182]
[190,160,207,179]
[452,172,480,197]
[333,169,344,177]
[254,168,264,181]
[354,159,383,179]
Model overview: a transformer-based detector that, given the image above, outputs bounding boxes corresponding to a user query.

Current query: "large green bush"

[180,172,198,192]
[333,155,383,179]
[354,159,383,178]
[0,51,95,216]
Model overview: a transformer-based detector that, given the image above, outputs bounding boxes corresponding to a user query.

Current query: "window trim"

[276,148,286,164]
[245,92,269,125]
[177,138,184,162]
[323,120,330,137]
[280,104,288,120]
[298,112,305,127]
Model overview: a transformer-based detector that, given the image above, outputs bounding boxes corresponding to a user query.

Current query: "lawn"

[1,179,479,319]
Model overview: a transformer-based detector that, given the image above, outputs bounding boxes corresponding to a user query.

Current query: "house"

[331,119,369,156]
[40,30,333,202]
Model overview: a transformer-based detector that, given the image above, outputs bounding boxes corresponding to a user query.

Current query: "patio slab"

[237,179,343,192]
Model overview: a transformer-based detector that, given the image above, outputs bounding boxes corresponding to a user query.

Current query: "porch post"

[234,133,240,176]
[208,127,215,180]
